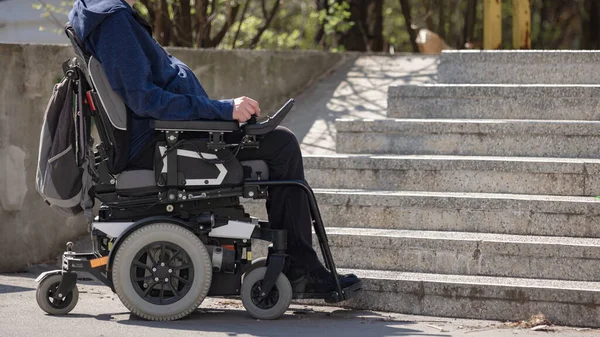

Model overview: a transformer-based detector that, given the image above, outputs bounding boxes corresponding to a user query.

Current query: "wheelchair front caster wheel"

[36,274,79,315]
[241,267,292,320]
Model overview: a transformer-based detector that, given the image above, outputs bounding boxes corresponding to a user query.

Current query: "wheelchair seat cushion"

[116,170,161,196]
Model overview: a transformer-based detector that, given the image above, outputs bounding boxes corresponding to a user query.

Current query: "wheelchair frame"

[35,25,361,320]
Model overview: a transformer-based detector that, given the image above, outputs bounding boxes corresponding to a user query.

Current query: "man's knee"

[270,126,300,151]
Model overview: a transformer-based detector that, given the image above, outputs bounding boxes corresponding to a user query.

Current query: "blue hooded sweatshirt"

[68,0,234,161]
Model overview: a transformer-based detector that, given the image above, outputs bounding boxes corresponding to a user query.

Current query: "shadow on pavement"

[0,283,35,294]
[60,306,450,337]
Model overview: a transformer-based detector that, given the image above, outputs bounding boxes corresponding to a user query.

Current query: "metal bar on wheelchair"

[100,186,246,208]
[243,180,344,300]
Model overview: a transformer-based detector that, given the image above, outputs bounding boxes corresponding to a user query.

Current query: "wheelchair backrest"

[64,24,131,174]
[87,57,128,131]
[65,25,128,132]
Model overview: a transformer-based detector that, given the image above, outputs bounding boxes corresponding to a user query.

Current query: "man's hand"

[233,96,261,122]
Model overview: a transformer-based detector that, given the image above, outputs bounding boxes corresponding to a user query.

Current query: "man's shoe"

[285,266,306,283]
[291,267,360,294]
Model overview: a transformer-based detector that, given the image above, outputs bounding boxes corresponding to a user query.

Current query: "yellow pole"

[512,0,531,49]
[483,0,502,49]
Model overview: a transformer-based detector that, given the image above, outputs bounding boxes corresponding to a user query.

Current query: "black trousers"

[231,126,321,272]
[129,126,322,272]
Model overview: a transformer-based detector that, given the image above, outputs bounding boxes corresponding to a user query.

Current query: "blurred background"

[1,0,599,53]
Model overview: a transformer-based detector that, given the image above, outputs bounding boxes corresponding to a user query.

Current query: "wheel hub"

[153,265,171,280]
[46,283,72,309]
[130,241,195,305]
[251,281,279,310]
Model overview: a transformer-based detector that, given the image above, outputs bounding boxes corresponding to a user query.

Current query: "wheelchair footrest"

[292,279,363,303]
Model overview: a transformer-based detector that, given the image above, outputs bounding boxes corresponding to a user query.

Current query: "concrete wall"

[0,0,69,45]
[0,43,347,272]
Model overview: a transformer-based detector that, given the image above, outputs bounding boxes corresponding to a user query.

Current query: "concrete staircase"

[249,51,600,327]
[438,50,600,84]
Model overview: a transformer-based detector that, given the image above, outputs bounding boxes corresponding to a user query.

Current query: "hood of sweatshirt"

[68,0,133,40]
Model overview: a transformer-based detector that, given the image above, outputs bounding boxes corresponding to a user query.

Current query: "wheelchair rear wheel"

[241,266,292,320]
[112,223,212,321]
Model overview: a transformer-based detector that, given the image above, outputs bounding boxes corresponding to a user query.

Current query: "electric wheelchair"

[35,26,362,321]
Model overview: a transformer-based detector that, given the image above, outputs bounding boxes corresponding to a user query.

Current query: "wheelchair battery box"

[154,139,244,188]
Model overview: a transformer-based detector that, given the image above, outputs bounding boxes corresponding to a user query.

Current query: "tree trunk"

[339,0,368,51]
[314,0,330,48]
[424,0,434,30]
[437,0,445,39]
[209,2,240,47]
[462,0,477,48]
[345,0,386,52]
[535,0,547,48]
[399,0,419,52]
[153,2,164,44]
[173,0,193,47]
[159,0,172,45]
[195,0,211,48]
[232,0,250,48]
[582,0,600,49]
[367,0,384,51]
[449,0,462,49]
[248,0,281,49]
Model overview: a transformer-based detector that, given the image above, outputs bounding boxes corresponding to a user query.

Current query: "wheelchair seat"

[85,50,273,197]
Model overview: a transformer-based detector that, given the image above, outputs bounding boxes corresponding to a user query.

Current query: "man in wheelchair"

[35,0,361,320]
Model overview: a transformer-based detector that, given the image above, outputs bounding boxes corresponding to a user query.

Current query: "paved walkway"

[282,55,438,155]
[2,273,598,337]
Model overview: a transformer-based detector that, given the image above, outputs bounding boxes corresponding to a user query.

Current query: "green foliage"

[317,1,353,36]
[33,0,72,33]
[220,0,321,50]
[33,0,600,52]
[382,0,410,52]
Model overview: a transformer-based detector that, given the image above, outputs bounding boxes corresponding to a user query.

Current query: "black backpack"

[36,25,134,218]
[36,63,94,218]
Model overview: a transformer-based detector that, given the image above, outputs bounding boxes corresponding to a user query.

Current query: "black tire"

[241,257,268,283]
[36,274,79,315]
[112,223,212,321]
[241,267,292,320]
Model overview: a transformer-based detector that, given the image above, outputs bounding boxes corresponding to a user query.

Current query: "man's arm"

[90,11,233,121]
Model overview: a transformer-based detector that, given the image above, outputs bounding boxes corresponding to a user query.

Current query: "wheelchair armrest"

[243,99,294,136]
[151,119,240,132]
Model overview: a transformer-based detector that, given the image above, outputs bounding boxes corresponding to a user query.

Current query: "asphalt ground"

[2,272,599,337]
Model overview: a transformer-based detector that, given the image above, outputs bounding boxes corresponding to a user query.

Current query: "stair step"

[322,227,600,281]
[303,155,600,196]
[438,50,600,84]
[332,268,600,327]
[387,84,600,120]
[243,189,600,238]
[336,118,600,158]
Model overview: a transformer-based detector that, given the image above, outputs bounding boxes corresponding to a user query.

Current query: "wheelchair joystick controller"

[247,115,258,125]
